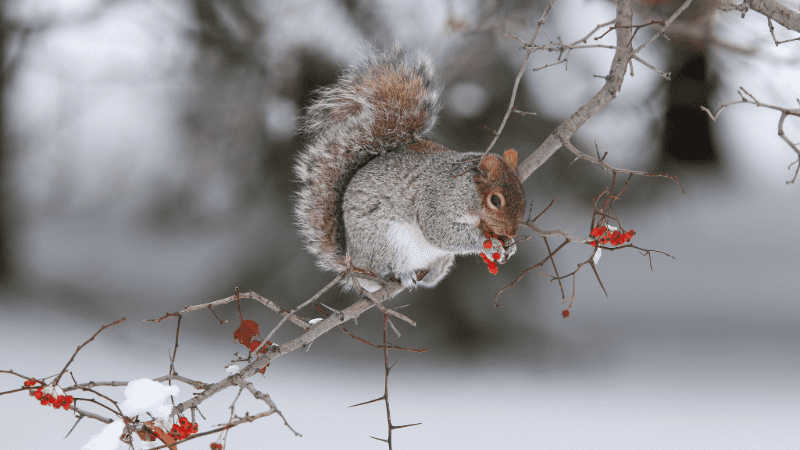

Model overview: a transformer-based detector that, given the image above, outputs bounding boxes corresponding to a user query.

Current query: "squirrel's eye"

[489,193,503,209]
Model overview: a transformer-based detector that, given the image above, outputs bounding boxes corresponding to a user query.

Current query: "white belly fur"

[386,221,450,270]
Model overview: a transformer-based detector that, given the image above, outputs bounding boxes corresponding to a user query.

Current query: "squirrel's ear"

[503,149,518,168]
[478,154,500,175]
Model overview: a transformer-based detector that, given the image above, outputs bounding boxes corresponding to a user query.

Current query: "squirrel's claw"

[399,273,418,291]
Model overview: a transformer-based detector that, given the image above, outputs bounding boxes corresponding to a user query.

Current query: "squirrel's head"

[474,150,525,238]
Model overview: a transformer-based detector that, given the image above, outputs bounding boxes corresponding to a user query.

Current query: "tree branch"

[517,0,635,181]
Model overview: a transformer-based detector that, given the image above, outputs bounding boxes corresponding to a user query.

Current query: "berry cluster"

[589,225,635,247]
[26,380,74,410]
[481,231,505,275]
[480,253,501,275]
[210,443,223,449]
[170,416,199,441]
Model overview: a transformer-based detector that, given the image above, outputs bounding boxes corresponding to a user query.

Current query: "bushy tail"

[294,46,440,275]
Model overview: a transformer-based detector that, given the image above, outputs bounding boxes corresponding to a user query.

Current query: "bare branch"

[53,318,126,386]
[255,274,343,355]
[632,0,695,54]
[147,290,310,329]
[170,280,405,418]
[631,54,671,80]
[234,377,301,437]
[701,87,800,183]
[486,0,560,155]
[722,0,800,34]
[768,16,800,45]
[517,0,635,181]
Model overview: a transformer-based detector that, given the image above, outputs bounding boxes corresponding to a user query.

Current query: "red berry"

[562,309,570,318]
[487,262,498,275]
[483,240,492,249]
[492,253,500,260]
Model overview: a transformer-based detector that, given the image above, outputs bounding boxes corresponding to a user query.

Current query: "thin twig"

[255,274,343,355]
[53,318,126,386]
[701,86,800,183]
[486,0,560,154]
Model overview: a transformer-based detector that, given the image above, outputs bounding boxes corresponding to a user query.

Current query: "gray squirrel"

[294,46,525,292]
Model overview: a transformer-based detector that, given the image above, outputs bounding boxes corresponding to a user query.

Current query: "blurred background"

[1,0,800,448]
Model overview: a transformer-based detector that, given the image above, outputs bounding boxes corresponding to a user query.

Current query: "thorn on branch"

[512,106,537,116]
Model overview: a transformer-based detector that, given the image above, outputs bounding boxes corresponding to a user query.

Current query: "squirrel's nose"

[501,224,518,238]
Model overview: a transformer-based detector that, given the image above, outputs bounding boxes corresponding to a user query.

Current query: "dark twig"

[543,236,565,299]
[53,318,126,386]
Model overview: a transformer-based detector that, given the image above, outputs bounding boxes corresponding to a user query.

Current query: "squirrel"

[294,46,525,293]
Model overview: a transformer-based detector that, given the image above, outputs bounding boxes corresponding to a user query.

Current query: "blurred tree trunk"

[657,0,719,170]
[661,47,717,165]
[0,6,12,284]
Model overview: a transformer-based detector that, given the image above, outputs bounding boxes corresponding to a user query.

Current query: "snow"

[119,378,179,423]
[81,420,125,450]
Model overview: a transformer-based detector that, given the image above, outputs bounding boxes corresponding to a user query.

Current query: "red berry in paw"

[487,262,498,275]
[492,253,500,260]
[483,240,492,249]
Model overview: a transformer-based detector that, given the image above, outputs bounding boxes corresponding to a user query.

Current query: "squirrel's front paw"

[396,272,418,291]
[482,236,516,264]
